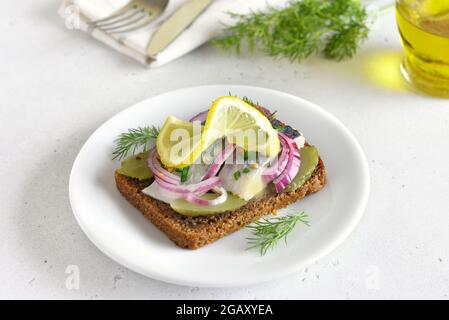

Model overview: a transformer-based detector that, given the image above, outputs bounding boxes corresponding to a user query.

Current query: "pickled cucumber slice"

[171,193,247,217]
[117,151,153,180]
[283,146,319,192]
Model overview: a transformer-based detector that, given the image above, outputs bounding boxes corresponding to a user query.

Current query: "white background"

[1,0,448,299]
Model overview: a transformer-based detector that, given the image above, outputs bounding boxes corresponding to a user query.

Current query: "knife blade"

[147,0,213,57]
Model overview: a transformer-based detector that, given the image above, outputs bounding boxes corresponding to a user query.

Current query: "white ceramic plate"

[69,85,370,287]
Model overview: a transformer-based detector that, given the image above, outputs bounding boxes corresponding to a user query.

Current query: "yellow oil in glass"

[396,0,449,97]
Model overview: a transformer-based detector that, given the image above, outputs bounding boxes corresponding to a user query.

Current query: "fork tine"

[98,12,149,32]
[93,9,142,28]
[88,2,137,26]
[97,11,145,30]
[106,14,157,34]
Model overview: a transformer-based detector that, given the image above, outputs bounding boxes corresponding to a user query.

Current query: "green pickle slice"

[284,145,319,192]
[171,193,248,217]
[117,151,153,180]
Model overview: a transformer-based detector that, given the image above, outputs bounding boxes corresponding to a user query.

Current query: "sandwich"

[114,96,326,249]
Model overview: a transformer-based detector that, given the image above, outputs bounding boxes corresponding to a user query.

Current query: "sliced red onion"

[148,143,228,206]
[263,134,290,183]
[202,143,236,180]
[155,175,221,195]
[147,148,180,185]
[272,132,301,193]
[189,110,209,123]
[184,187,228,206]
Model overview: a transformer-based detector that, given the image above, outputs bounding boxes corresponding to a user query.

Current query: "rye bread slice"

[114,158,326,249]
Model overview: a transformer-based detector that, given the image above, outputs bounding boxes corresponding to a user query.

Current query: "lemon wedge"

[156,116,203,168]
[156,97,281,168]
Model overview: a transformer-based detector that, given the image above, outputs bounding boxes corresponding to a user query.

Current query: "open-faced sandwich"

[114,96,326,250]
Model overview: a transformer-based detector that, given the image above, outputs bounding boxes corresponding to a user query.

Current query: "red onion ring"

[202,144,236,180]
[184,187,228,206]
[189,110,209,123]
[263,134,290,182]
[272,132,301,193]
[147,148,180,185]
[155,175,221,194]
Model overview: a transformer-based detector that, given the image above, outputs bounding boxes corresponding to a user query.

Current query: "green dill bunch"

[212,0,370,62]
[112,126,160,160]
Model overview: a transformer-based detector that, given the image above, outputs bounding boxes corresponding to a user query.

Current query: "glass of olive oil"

[396,0,449,97]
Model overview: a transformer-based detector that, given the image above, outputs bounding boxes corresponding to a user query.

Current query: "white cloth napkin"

[59,0,288,67]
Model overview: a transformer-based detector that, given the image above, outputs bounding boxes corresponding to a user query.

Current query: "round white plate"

[69,85,370,287]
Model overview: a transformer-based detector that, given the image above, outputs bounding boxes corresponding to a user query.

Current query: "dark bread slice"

[115,158,326,249]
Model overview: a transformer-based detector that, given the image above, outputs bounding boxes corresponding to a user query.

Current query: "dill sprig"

[227,92,259,107]
[246,213,310,255]
[112,126,160,160]
[242,96,258,107]
[212,0,369,62]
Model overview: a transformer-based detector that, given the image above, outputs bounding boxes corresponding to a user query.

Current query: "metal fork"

[88,0,169,34]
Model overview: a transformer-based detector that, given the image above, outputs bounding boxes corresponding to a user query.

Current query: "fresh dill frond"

[227,92,259,107]
[246,213,310,255]
[242,96,258,107]
[212,0,369,62]
[112,126,160,160]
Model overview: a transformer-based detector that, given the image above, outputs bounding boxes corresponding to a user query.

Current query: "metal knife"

[147,0,213,57]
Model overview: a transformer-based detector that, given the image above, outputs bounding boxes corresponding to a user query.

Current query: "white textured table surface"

[1,0,448,300]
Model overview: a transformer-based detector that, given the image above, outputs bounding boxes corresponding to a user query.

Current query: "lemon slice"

[157,97,280,168]
[156,116,203,168]
[203,96,280,157]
